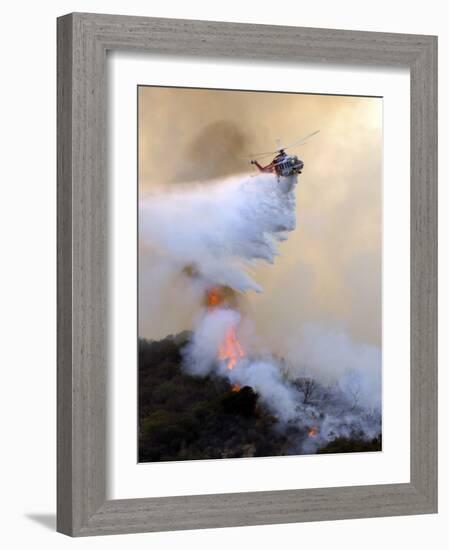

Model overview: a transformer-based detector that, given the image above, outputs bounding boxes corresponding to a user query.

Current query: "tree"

[294,377,316,405]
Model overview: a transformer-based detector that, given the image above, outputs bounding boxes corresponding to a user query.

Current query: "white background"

[0,1,445,549]
[109,55,410,498]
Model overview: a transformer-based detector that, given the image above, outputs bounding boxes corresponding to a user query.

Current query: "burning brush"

[205,286,246,371]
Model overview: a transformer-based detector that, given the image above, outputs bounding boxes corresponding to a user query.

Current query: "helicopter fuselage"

[251,151,304,178]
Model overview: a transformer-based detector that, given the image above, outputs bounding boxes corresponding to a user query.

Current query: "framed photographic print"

[57,13,437,536]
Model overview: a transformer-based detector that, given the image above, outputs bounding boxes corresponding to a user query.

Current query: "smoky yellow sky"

[138,86,382,351]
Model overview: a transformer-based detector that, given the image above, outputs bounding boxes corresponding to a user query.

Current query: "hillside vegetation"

[138,334,381,462]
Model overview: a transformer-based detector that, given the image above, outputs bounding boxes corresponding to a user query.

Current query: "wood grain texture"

[57,13,74,536]
[57,12,438,537]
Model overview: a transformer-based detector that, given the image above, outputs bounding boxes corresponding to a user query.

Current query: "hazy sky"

[138,86,382,352]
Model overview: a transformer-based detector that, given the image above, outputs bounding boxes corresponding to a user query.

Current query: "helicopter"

[249,130,319,179]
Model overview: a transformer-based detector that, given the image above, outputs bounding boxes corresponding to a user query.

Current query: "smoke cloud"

[138,86,382,451]
[140,172,381,448]
[182,305,381,449]
[139,87,382,348]
[139,173,296,293]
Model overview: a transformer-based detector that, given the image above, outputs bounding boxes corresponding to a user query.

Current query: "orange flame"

[206,286,225,308]
[231,384,241,392]
[219,325,245,370]
[308,426,318,438]
[204,286,245,370]
[205,285,239,309]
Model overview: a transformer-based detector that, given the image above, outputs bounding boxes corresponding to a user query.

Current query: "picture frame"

[57,12,438,536]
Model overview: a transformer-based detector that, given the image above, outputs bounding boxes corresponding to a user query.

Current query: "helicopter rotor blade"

[247,130,320,159]
[280,130,320,151]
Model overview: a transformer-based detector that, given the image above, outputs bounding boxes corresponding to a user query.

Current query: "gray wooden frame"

[57,12,438,537]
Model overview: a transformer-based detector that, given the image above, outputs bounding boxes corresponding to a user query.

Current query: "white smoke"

[139,173,297,293]
[140,172,381,451]
[183,307,242,377]
[183,306,299,422]
[182,307,381,442]
[285,324,382,410]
